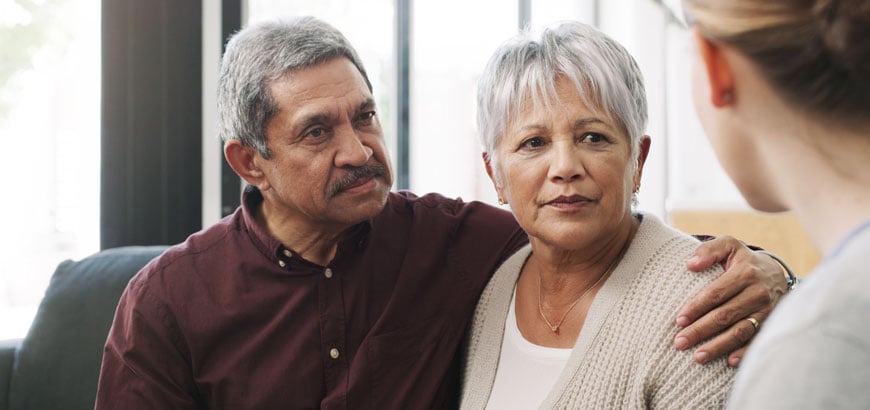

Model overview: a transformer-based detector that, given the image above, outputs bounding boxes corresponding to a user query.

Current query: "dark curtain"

[100,0,203,248]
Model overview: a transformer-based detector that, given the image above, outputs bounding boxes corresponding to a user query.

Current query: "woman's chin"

[740,187,789,213]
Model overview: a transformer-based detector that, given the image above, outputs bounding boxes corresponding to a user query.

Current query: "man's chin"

[331,182,390,217]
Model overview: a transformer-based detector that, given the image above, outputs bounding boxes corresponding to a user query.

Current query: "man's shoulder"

[387,191,502,212]
[128,215,244,293]
[385,191,516,225]
[379,191,527,265]
[384,191,514,221]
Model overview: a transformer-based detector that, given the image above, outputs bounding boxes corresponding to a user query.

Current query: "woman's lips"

[545,195,595,209]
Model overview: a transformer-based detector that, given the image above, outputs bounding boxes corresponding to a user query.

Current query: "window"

[0,0,101,339]
[409,0,517,203]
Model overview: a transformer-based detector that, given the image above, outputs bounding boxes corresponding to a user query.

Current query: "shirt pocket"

[364,316,459,409]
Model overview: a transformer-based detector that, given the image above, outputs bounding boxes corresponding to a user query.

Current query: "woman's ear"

[691,29,736,108]
[482,152,506,203]
[224,140,270,191]
[633,136,652,191]
[482,152,496,181]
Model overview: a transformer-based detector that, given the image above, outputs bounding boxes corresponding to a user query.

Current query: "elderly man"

[95,17,789,408]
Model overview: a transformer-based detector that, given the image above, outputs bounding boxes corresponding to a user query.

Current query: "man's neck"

[255,202,348,266]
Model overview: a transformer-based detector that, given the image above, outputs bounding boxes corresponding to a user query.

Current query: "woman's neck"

[530,215,639,289]
[755,111,870,255]
[514,215,639,348]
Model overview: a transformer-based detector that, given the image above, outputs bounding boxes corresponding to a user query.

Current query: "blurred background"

[0,0,818,340]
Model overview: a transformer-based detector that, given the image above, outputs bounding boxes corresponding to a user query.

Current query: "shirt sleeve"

[95,273,200,409]
[727,323,870,409]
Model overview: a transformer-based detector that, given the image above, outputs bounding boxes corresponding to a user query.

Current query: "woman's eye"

[581,132,607,143]
[521,137,545,149]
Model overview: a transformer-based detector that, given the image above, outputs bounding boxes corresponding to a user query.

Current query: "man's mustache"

[326,162,387,198]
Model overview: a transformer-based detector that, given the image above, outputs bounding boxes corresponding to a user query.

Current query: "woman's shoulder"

[630,213,720,278]
[618,213,724,312]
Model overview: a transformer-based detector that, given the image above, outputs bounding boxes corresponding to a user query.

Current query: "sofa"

[0,246,167,410]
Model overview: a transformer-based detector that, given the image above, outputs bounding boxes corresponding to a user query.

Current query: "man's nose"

[334,125,373,167]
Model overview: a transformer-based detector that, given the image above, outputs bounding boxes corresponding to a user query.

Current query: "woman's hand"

[675,235,789,366]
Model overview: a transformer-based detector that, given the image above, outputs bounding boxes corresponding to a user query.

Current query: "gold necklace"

[536,246,627,333]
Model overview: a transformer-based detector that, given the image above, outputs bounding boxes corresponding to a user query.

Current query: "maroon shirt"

[96,187,527,409]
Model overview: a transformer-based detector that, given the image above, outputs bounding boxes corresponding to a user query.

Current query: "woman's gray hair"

[218,16,371,158]
[477,21,648,178]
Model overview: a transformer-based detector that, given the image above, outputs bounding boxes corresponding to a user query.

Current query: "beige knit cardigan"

[460,214,735,409]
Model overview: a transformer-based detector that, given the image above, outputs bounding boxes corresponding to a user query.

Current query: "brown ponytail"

[685,0,870,123]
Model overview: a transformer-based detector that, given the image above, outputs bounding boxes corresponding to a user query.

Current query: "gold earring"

[498,197,506,206]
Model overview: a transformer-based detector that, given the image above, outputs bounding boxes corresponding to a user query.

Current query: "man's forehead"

[269,59,374,116]
[273,58,368,93]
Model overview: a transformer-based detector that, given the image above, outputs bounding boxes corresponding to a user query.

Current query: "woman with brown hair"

[685,0,870,407]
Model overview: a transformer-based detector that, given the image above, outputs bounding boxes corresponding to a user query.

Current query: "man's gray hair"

[477,21,647,178]
[218,16,371,158]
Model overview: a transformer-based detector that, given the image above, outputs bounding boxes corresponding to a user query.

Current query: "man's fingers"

[675,285,768,350]
[689,310,769,364]
[728,346,750,367]
[675,273,743,327]
[677,235,789,363]
[686,235,742,272]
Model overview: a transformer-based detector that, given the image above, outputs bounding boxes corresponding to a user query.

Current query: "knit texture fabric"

[461,214,736,409]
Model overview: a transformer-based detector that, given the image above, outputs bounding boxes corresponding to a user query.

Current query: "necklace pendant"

[550,325,559,332]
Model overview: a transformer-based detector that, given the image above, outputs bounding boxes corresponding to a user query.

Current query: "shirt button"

[329,348,340,359]
[324,268,333,279]
[278,260,286,268]
[283,249,293,258]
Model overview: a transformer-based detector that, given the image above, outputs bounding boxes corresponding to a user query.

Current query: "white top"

[485,289,571,410]
[461,214,736,409]
[728,221,870,409]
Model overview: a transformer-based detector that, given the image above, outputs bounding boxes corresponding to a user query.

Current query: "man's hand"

[675,235,789,366]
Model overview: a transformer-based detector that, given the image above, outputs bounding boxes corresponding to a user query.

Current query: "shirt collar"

[240,185,372,272]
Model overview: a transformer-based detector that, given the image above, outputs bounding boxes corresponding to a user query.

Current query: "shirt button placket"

[319,265,347,399]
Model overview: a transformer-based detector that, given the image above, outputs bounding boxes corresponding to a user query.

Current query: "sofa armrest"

[0,338,22,410]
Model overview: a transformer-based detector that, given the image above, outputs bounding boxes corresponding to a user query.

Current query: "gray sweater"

[461,214,735,409]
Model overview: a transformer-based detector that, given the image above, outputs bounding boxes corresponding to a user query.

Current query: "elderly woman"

[685,0,870,407]
[461,22,737,408]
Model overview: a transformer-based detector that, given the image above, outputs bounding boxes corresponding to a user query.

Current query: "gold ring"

[746,317,759,331]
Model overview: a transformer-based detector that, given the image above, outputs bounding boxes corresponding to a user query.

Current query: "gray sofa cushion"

[8,246,166,410]
[0,339,19,410]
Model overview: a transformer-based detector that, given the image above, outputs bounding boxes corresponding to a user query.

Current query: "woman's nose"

[547,141,583,182]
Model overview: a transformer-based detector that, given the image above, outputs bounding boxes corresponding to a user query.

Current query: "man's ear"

[224,140,270,191]
[692,29,735,108]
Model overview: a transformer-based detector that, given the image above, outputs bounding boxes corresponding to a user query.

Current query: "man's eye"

[307,127,328,139]
[357,111,376,125]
